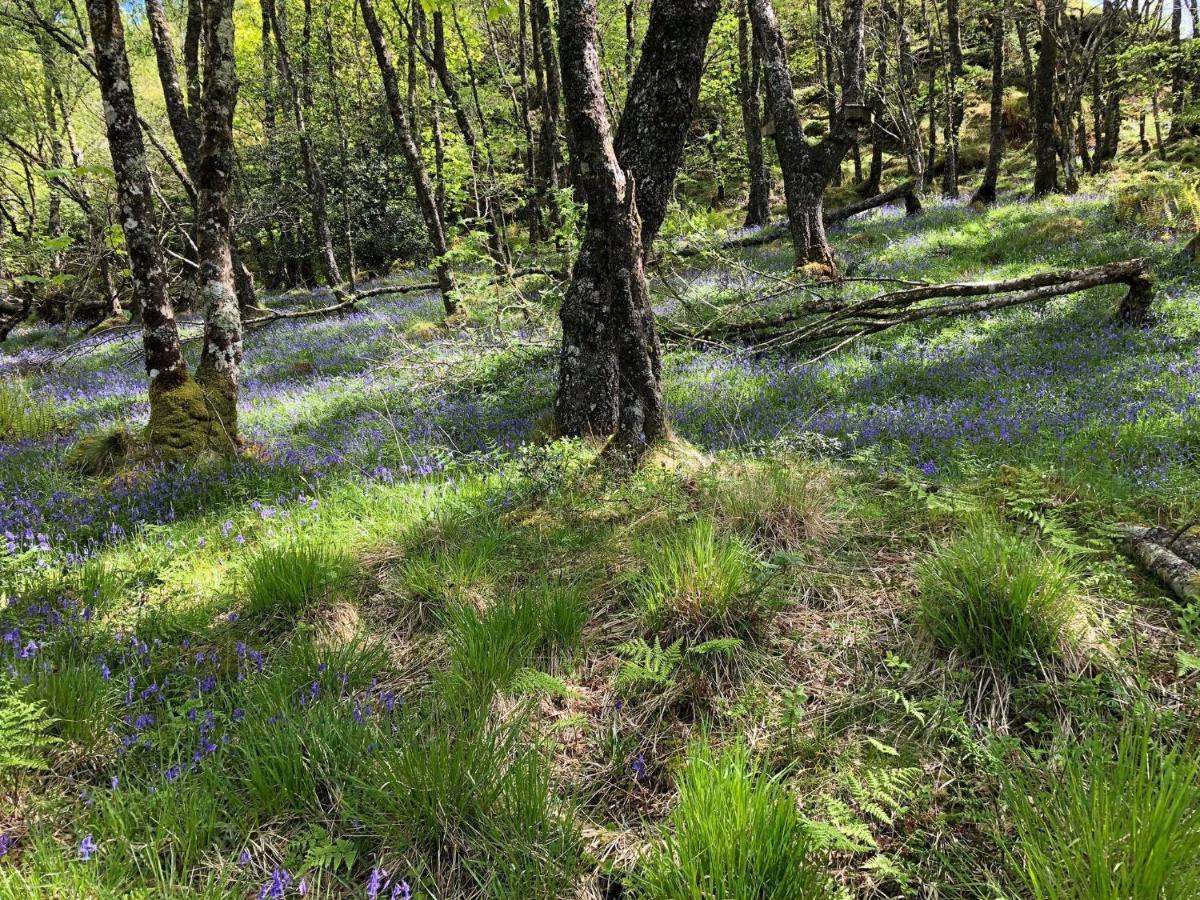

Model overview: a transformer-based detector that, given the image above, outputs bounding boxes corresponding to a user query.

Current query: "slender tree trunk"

[1169,0,1185,139]
[941,0,963,197]
[194,0,243,445]
[554,0,718,442]
[533,0,564,226]
[737,0,770,227]
[267,0,343,285]
[973,5,1006,204]
[83,0,218,455]
[359,0,457,314]
[323,3,356,284]
[1032,0,1060,196]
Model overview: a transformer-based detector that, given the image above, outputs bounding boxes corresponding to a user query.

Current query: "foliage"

[0,679,58,775]
[0,381,59,441]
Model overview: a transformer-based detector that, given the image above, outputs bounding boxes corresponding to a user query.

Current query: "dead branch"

[1119,525,1200,603]
[668,258,1154,353]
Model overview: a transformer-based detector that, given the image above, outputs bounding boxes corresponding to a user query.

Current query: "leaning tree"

[748,0,867,272]
[554,0,719,454]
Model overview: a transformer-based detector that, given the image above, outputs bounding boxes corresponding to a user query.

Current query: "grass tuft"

[1004,719,1200,900]
[242,537,352,619]
[918,519,1077,674]
[629,518,760,637]
[633,742,830,899]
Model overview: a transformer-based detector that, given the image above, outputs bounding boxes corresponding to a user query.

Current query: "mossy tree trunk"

[554,0,719,444]
[84,0,224,457]
[1032,0,1060,196]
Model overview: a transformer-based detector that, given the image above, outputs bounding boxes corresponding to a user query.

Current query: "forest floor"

[2,164,1200,898]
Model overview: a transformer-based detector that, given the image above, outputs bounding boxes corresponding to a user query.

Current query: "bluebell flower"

[78,834,97,861]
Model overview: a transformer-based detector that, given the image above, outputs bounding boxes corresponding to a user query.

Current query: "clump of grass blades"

[706,461,833,550]
[0,381,59,440]
[443,579,588,696]
[633,743,830,899]
[918,519,1077,674]
[629,518,760,637]
[1003,719,1200,900]
[346,706,580,897]
[242,538,351,619]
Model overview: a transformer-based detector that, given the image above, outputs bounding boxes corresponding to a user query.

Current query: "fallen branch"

[1118,524,1200,603]
[671,181,923,258]
[671,258,1154,353]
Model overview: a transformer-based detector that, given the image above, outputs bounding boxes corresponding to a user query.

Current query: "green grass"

[633,742,831,899]
[1004,720,1200,900]
[629,517,761,637]
[241,536,353,619]
[918,519,1079,674]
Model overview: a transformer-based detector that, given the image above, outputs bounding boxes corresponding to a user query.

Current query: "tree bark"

[194,0,243,446]
[554,0,718,444]
[973,6,1007,205]
[1032,0,1060,196]
[556,0,670,459]
[359,0,458,315]
[737,0,770,227]
[941,0,964,197]
[748,0,866,271]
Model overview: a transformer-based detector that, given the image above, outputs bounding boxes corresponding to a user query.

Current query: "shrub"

[242,538,351,619]
[0,381,59,441]
[1004,720,1200,900]
[629,518,759,636]
[633,743,830,899]
[918,520,1077,674]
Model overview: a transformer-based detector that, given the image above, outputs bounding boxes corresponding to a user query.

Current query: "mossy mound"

[406,320,443,343]
[66,428,134,477]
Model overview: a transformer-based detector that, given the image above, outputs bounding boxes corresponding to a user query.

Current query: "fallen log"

[670,258,1154,353]
[824,180,922,227]
[1118,524,1200,603]
[672,182,923,258]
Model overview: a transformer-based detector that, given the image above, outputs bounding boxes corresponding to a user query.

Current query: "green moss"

[65,428,133,477]
[146,377,235,460]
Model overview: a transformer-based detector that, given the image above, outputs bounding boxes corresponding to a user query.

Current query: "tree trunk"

[941,0,963,197]
[554,0,718,444]
[737,0,770,227]
[556,0,667,459]
[83,0,220,456]
[749,0,866,271]
[973,6,1006,205]
[533,0,565,226]
[359,0,458,315]
[1032,0,1060,196]
[267,0,343,286]
[193,0,243,447]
